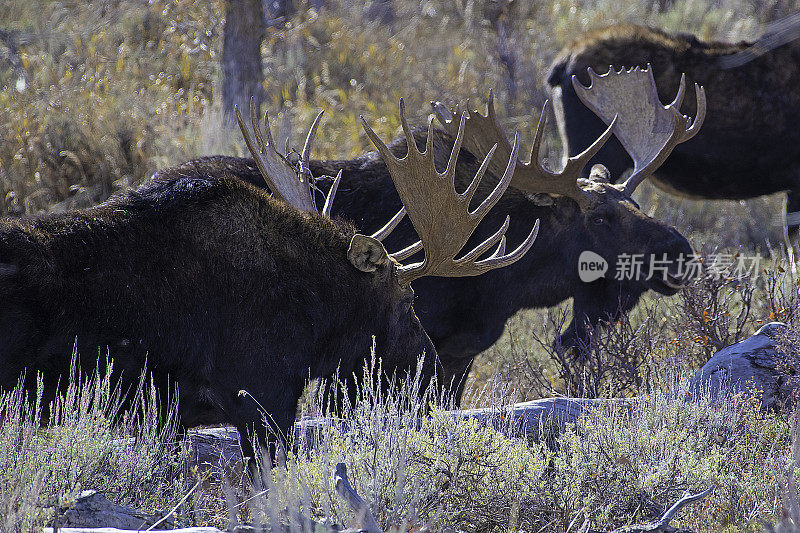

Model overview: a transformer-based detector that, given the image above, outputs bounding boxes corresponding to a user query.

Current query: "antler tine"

[235,97,325,213]
[570,64,706,197]
[390,239,424,262]
[309,112,343,218]
[669,72,687,110]
[370,207,407,242]
[516,100,616,209]
[432,93,603,210]
[470,218,540,274]
[236,100,280,197]
[457,215,512,264]
[321,169,342,218]
[686,84,706,137]
[299,110,324,182]
[432,90,512,185]
[362,100,539,286]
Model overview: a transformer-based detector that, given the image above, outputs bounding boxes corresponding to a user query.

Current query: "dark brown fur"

[155,127,693,403]
[547,23,800,206]
[0,174,435,456]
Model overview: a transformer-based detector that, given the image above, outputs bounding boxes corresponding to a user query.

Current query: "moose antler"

[235,96,341,215]
[571,64,706,196]
[432,91,617,210]
[361,99,539,286]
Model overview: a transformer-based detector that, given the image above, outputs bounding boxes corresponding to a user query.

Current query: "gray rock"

[689,322,800,409]
[52,490,170,529]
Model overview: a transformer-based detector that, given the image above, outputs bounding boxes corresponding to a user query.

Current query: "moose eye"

[592,215,606,225]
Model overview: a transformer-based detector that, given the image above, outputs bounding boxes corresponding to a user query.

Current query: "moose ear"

[348,234,389,272]
[589,164,611,183]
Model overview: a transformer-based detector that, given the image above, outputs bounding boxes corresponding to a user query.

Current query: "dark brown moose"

[0,99,536,459]
[547,23,800,230]
[158,67,702,403]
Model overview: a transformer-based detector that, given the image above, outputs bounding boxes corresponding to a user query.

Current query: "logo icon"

[578,251,608,282]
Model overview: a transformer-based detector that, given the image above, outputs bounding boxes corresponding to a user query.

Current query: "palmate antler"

[571,64,706,196]
[361,99,540,286]
[432,91,617,210]
[235,97,341,215]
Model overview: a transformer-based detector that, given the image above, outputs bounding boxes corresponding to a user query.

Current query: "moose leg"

[444,356,475,407]
[234,405,297,485]
[226,378,302,472]
[231,418,290,488]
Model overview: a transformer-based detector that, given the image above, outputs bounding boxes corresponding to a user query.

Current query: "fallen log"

[42,473,712,533]
[333,463,382,533]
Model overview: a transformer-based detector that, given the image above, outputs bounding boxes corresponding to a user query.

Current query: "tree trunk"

[221,0,265,127]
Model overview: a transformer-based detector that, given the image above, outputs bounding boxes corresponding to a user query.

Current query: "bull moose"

[0,99,537,458]
[547,23,800,233]
[158,67,704,403]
